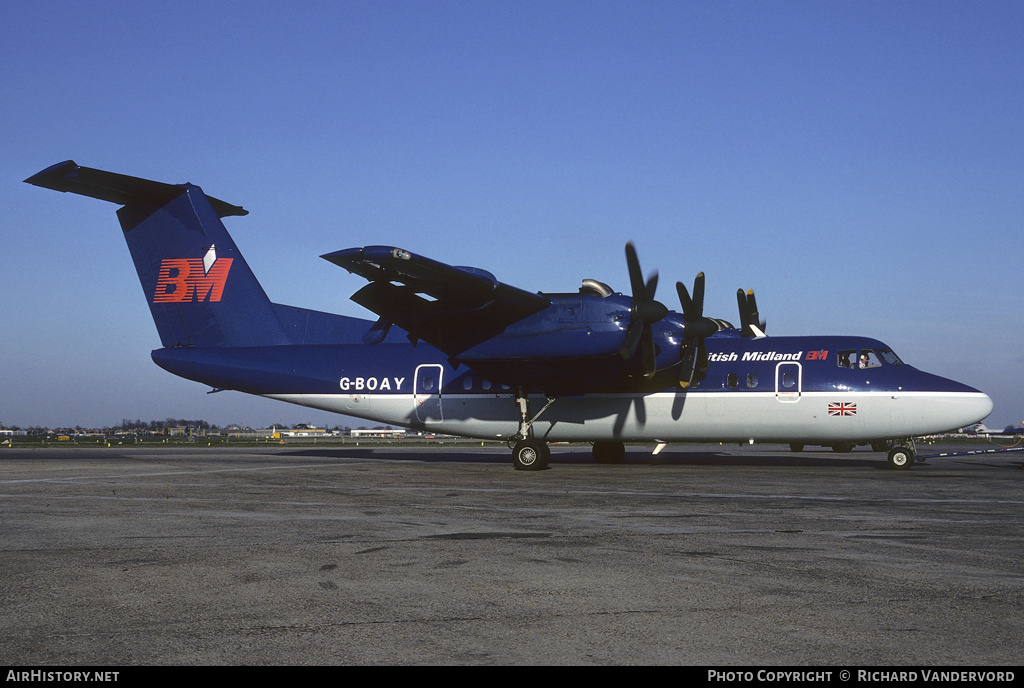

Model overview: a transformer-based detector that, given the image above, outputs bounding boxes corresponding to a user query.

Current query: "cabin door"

[775,362,802,403]
[414,364,444,422]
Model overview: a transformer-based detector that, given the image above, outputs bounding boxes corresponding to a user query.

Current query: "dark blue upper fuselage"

[150,326,981,400]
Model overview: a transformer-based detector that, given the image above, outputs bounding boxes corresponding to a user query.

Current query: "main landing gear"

[509,388,556,471]
[511,439,550,471]
[511,439,627,469]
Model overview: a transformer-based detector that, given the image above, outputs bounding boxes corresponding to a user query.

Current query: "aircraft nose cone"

[946,381,993,429]
[953,378,994,426]
[900,371,994,435]
[944,388,994,431]
[970,392,994,424]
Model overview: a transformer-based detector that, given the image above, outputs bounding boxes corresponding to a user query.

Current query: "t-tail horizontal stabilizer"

[24,160,248,218]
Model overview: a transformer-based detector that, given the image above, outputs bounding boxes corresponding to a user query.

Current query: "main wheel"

[512,440,550,471]
[887,446,914,470]
[593,441,626,464]
[831,442,854,453]
[789,443,804,452]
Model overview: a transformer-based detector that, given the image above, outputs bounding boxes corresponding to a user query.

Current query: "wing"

[322,246,550,354]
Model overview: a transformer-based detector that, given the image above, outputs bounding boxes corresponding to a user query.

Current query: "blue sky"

[3,1,1022,429]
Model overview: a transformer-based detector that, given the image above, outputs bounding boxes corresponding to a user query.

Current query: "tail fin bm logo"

[152,246,233,303]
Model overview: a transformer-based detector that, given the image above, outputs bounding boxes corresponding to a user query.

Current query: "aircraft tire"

[887,446,914,470]
[512,440,550,471]
[789,443,804,452]
[831,442,854,453]
[593,441,626,464]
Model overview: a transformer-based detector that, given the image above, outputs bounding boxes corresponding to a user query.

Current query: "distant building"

[273,425,332,438]
[349,428,407,439]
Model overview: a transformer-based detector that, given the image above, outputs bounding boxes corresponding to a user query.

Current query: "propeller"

[618,242,669,377]
[736,289,767,338]
[676,273,720,388]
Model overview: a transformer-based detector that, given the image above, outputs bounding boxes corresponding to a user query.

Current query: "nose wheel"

[887,446,915,470]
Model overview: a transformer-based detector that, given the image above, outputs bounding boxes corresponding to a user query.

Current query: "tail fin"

[26,161,289,348]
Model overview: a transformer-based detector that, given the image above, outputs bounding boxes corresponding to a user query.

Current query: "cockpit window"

[838,348,897,369]
[877,348,903,366]
[858,350,881,368]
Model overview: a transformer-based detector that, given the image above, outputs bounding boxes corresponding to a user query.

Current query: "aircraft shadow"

[280,446,885,468]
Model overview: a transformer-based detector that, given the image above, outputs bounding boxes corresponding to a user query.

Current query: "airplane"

[969,423,1024,436]
[25,161,994,470]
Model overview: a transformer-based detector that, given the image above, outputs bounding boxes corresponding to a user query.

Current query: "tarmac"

[1,441,1022,666]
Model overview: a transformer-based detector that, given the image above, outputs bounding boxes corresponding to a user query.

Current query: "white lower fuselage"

[268,388,992,444]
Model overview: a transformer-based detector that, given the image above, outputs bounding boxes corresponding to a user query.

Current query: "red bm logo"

[153,257,233,303]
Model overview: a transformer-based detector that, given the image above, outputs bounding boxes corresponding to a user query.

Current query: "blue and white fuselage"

[151,331,990,445]
[26,161,992,469]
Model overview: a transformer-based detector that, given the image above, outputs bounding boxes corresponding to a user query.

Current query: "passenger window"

[463,376,473,391]
[727,373,739,389]
[422,376,434,391]
[746,373,758,389]
[782,371,795,388]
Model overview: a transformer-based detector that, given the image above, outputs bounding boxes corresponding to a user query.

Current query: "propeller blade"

[644,272,659,302]
[677,273,718,387]
[692,272,705,318]
[676,281,694,320]
[677,278,718,339]
[736,289,750,335]
[746,290,759,325]
[619,242,669,377]
[625,242,647,300]
[619,322,643,360]
[696,339,709,372]
[641,334,657,379]
[680,349,696,389]
[737,288,767,337]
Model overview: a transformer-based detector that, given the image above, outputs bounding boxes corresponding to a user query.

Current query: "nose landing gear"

[887,444,915,470]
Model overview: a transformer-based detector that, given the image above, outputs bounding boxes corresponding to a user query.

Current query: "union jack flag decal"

[828,402,857,417]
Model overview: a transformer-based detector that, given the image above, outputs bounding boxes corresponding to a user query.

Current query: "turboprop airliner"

[25,161,993,470]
